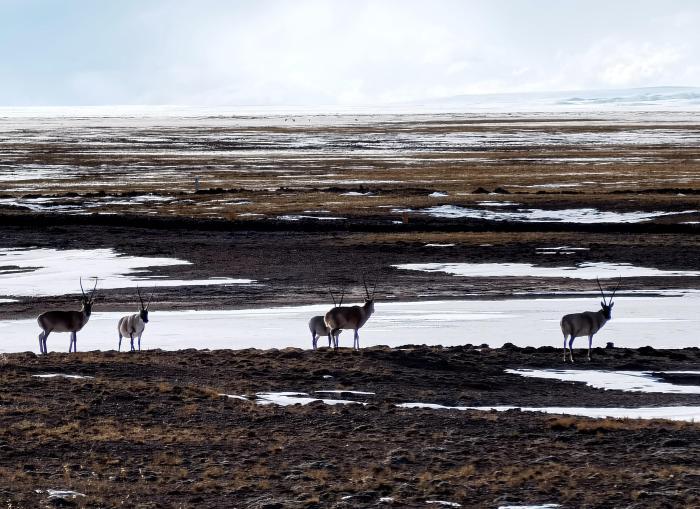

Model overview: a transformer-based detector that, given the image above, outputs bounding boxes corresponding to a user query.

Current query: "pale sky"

[1,0,699,106]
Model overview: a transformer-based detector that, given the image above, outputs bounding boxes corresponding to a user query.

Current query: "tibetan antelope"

[325,279,376,350]
[118,286,154,352]
[309,290,344,350]
[561,277,621,362]
[37,277,97,354]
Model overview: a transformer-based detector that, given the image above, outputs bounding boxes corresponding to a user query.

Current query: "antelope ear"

[610,302,614,308]
[600,300,606,308]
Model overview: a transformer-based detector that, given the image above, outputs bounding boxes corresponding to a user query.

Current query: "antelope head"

[136,285,155,323]
[79,277,98,317]
[362,276,377,313]
[596,276,621,320]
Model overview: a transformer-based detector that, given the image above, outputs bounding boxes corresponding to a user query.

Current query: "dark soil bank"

[1,346,699,508]
[3,220,700,320]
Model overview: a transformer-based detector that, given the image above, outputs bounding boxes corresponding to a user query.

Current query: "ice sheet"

[2,294,700,353]
[0,247,252,297]
[506,369,700,394]
[393,261,700,279]
[398,402,700,421]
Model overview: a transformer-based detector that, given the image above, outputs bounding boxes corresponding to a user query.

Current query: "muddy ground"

[1,347,699,508]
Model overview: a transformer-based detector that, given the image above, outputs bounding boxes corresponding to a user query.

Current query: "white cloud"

[1,0,699,105]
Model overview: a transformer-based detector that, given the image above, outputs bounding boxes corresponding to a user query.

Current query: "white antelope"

[561,277,621,363]
[118,286,154,352]
[37,278,97,354]
[325,279,376,350]
[309,290,344,350]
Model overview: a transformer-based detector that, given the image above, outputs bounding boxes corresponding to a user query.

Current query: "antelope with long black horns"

[324,277,376,350]
[37,277,98,354]
[309,290,344,350]
[560,277,621,363]
[118,285,154,352]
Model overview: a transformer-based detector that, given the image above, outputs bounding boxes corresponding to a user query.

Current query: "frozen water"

[398,402,700,421]
[2,294,700,353]
[426,501,461,507]
[0,247,252,298]
[506,369,700,394]
[393,261,700,279]
[467,405,700,422]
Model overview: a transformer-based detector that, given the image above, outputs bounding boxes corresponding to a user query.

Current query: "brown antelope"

[118,286,154,352]
[309,290,344,350]
[37,278,97,354]
[561,277,621,362]
[325,279,376,350]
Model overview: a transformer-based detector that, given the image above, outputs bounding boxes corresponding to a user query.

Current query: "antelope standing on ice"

[325,279,376,350]
[560,277,620,362]
[37,278,97,354]
[118,286,154,352]
[309,290,344,350]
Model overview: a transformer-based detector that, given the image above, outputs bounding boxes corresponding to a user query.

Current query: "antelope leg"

[587,335,593,361]
[562,334,568,362]
[118,333,122,352]
[568,336,575,363]
[130,333,135,352]
[138,334,142,351]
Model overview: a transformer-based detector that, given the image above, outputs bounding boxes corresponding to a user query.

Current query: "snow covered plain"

[2,294,699,353]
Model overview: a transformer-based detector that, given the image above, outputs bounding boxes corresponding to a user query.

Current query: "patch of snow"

[426,501,461,507]
[33,374,94,379]
[314,390,375,395]
[506,369,700,394]
[38,489,86,500]
[424,243,456,247]
[419,205,697,223]
[0,247,252,298]
[429,192,448,197]
[220,394,249,401]
[393,261,700,279]
[255,392,363,406]
[467,405,700,422]
[399,402,700,422]
[277,215,345,221]
[476,201,520,207]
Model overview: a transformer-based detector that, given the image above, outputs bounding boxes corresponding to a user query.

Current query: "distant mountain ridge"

[407,86,700,111]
